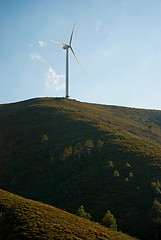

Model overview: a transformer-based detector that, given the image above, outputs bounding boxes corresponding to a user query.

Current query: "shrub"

[102,210,117,231]
[74,143,83,155]
[151,200,161,239]
[84,140,94,158]
[125,177,129,182]
[126,162,131,167]
[42,134,48,142]
[109,161,114,167]
[129,172,133,178]
[156,187,161,195]
[151,181,157,189]
[151,180,161,195]
[114,170,120,177]
[85,140,94,149]
[62,146,73,160]
[76,205,91,220]
[151,199,161,221]
[97,140,103,149]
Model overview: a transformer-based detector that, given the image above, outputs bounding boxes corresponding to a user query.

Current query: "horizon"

[1,96,161,111]
[0,0,161,110]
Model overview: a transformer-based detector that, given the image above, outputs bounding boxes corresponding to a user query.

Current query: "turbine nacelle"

[63,45,70,50]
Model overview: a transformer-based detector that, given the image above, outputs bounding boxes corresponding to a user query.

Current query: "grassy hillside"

[0,189,137,240]
[0,97,161,239]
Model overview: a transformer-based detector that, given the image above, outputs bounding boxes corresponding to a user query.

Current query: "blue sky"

[0,0,161,109]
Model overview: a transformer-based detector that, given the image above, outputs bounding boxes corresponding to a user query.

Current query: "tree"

[76,205,91,220]
[97,140,103,150]
[109,161,114,167]
[126,162,131,168]
[129,172,133,178]
[84,140,94,159]
[125,177,129,182]
[151,180,161,196]
[42,134,48,142]
[74,143,83,158]
[97,140,103,160]
[114,170,120,177]
[85,140,94,150]
[62,146,72,161]
[151,200,161,240]
[102,210,117,231]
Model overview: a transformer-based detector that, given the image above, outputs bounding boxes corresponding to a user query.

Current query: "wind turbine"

[51,22,85,98]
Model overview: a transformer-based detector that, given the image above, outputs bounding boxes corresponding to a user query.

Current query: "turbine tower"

[51,22,85,98]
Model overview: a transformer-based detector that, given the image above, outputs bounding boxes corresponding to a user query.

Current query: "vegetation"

[151,200,161,239]
[0,97,161,239]
[114,170,120,177]
[76,205,91,220]
[42,134,48,142]
[109,160,114,167]
[0,189,137,240]
[126,162,131,168]
[102,210,117,231]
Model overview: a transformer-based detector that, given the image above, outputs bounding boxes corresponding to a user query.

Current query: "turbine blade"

[50,40,68,46]
[69,22,76,45]
[70,47,85,73]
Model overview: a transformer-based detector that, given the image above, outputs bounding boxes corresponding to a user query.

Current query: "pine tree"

[151,200,161,240]
[76,205,91,220]
[102,210,117,231]
[84,140,94,159]
[114,170,120,177]
[62,146,72,160]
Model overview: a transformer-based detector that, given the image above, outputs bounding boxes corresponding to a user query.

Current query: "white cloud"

[30,53,46,62]
[45,67,65,91]
[38,41,47,47]
[96,20,103,32]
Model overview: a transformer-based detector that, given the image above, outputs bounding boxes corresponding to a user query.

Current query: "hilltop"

[0,97,161,239]
[0,189,138,240]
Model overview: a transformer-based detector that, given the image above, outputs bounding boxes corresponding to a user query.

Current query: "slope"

[0,97,161,239]
[0,189,137,240]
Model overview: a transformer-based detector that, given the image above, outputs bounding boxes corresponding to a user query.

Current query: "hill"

[0,97,161,239]
[0,189,137,240]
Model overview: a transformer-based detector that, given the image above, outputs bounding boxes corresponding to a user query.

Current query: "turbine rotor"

[50,22,85,98]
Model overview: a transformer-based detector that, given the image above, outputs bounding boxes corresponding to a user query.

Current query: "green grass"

[0,97,161,239]
[0,189,137,240]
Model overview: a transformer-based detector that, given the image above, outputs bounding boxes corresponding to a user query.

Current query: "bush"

[126,162,131,167]
[85,140,94,149]
[97,140,103,149]
[156,187,161,195]
[151,180,161,195]
[108,161,114,167]
[129,172,133,178]
[62,146,73,160]
[74,143,83,155]
[151,200,161,239]
[151,200,161,221]
[125,177,129,182]
[76,205,91,220]
[102,210,117,231]
[42,134,48,142]
[84,140,94,158]
[114,170,120,177]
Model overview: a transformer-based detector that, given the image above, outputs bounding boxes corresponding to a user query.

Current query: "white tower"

[51,22,85,98]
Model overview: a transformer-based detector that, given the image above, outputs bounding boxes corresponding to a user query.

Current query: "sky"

[0,0,161,110]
